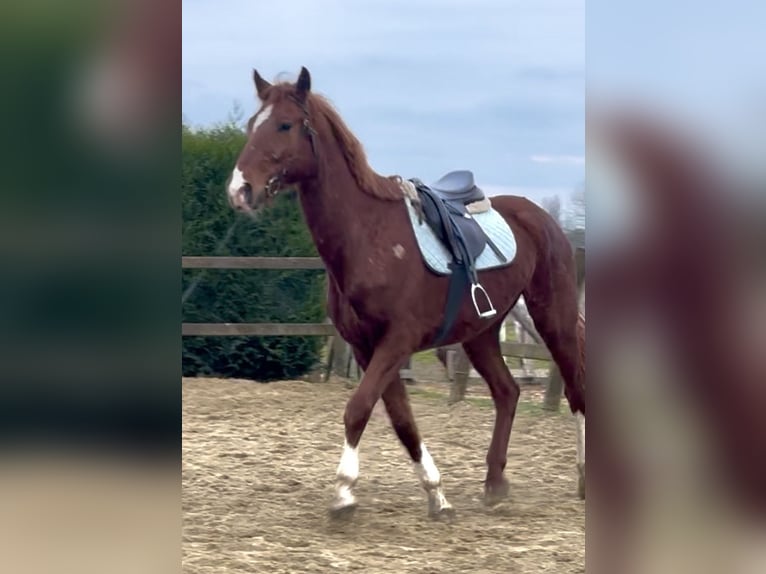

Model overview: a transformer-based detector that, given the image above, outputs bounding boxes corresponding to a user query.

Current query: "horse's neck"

[298,146,395,289]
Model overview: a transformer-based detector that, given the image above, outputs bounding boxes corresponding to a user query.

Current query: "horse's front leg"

[381,377,454,519]
[329,340,408,518]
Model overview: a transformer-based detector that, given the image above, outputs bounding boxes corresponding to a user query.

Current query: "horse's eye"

[278,122,292,132]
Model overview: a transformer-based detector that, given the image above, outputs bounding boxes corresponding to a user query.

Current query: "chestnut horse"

[226,67,585,519]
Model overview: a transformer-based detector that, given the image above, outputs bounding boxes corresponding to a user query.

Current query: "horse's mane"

[267,83,403,201]
[308,93,403,201]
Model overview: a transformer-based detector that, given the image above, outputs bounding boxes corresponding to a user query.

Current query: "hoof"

[328,500,358,521]
[484,478,510,506]
[428,502,456,521]
[425,487,455,520]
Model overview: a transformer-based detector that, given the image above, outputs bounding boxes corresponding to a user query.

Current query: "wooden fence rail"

[182,323,336,337]
[182,256,333,336]
[182,256,325,270]
[182,256,552,387]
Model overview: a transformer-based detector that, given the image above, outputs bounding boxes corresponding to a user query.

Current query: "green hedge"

[182,123,326,381]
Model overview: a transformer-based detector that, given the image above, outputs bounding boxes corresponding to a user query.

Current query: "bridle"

[263,95,318,200]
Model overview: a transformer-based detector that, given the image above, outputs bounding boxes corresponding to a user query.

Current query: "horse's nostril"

[241,183,252,204]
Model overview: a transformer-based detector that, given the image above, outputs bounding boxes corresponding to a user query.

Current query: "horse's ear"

[253,69,272,99]
[295,66,311,101]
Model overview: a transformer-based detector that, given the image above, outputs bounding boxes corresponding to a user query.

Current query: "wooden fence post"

[330,334,351,378]
[449,347,471,404]
[542,366,564,412]
[401,356,415,384]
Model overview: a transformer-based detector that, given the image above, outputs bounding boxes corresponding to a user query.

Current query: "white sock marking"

[336,440,359,482]
[251,104,272,134]
[575,412,585,468]
[414,443,441,487]
[333,440,359,507]
[413,442,452,513]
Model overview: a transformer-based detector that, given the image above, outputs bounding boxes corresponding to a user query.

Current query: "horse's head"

[227,66,319,213]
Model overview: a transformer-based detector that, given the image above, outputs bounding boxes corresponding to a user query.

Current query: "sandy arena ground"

[183,373,585,573]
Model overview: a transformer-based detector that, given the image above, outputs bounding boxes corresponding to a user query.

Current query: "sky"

[182,0,585,209]
[585,0,766,247]
[587,0,766,168]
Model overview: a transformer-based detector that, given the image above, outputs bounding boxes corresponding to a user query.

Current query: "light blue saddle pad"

[403,197,516,276]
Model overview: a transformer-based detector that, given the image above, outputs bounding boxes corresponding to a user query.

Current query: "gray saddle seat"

[429,170,486,205]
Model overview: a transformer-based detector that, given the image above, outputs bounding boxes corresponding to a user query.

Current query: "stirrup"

[471,283,497,318]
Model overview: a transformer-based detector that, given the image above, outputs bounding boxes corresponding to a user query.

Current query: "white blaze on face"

[251,104,273,134]
[226,105,274,203]
[227,166,247,201]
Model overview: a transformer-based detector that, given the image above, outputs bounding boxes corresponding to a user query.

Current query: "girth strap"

[409,178,498,347]
[432,261,471,347]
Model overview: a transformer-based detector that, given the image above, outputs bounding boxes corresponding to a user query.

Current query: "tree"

[226,100,246,128]
[567,182,586,231]
[181,120,326,381]
[541,195,563,226]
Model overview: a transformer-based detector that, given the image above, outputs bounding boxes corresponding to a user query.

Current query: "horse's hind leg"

[523,256,586,497]
[523,254,584,416]
[462,324,521,506]
[381,377,454,518]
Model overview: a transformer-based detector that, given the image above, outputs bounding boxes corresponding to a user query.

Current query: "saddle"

[429,170,486,204]
[410,171,508,347]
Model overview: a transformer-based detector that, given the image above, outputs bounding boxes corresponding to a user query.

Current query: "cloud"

[182,0,584,191]
[530,155,585,165]
[482,184,576,207]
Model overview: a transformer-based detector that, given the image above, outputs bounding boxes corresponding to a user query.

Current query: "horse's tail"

[519,201,586,416]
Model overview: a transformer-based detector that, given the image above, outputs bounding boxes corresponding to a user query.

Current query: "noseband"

[264,96,318,200]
